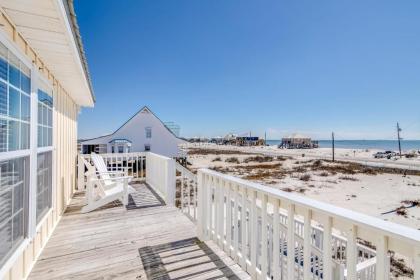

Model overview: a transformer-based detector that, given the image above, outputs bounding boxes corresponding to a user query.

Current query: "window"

[145,144,150,151]
[118,145,124,153]
[145,127,152,138]
[37,89,53,147]
[0,42,31,152]
[36,151,52,223]
[0,157,29,266]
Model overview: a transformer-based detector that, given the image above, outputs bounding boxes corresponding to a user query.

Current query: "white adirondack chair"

[90,153,136,193]
[80,157,131,213]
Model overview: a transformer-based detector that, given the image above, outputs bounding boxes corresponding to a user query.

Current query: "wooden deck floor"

[28,183,250,280]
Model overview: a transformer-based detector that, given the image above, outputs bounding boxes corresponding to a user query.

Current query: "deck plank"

[28,183,249,280]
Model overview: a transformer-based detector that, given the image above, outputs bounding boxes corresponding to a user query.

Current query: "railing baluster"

[212,177,217,242]
[240,186,247,269]
[218,179,224,247]
[322,216,333,280]
[346,224,357,280]
[226,182,232,254]
[250,190,257,279]
[233,184,240,262]
[273,198,280,280]
[287,203,295,280]
[187,173,192,217]
[206,175,212,240]
[303,209,312,280]
[261,193,268,279]
[180,172,184,213]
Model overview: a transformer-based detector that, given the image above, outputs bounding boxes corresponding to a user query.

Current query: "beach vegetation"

[225,157,240,164]
[299,174,311,181]
[212,156,221,162]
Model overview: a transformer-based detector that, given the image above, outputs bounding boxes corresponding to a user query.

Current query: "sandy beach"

[186,144,420,230]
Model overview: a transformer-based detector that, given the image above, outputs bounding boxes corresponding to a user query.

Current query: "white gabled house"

[79,106,186,157]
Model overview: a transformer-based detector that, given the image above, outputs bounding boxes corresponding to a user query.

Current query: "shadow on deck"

[28,182,249,280]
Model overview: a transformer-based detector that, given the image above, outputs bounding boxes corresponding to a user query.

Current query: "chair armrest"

[90,176,133,183]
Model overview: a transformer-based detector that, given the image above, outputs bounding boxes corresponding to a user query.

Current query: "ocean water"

[265,140,420,151]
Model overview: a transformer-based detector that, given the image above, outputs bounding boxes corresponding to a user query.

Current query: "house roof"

[283,133,311,139]
[0,0,95,106]
[80,106,185,143]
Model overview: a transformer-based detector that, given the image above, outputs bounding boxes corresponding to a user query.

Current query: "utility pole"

[332,132,335,162]
[397,122,402,158]
[264,131,267,145]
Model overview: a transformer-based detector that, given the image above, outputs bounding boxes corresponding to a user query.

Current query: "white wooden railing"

[145,153,176,205]
[176,162,197,222]
[196,168,420,280]
[78,152,146,190]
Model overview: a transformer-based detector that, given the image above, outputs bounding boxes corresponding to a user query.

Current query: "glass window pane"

[47,108,52,127]
[0,82,7,116]
[48,127,52,146]
[8,120,19,151]
[43,127,48,147]
[8,65,20,88]
[0,189,12,222]
[20,74,30,94]
[37,126,42,148]
[42,105,47,126]
[12,211,24,243]
[0,220,12,262]
[0,58,7,82]
[37,152,52,223]
[0,119,7,152]
[37,103,42,125]
[21,94,30,122]
[8,87,20,119]
[0,157,29,265]
[20,123,29,150]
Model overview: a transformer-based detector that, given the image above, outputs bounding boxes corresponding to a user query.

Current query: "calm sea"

[265,140,420,151]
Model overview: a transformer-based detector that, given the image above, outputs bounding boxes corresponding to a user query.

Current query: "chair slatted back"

[91,153,114,187]
[81,156,106,197]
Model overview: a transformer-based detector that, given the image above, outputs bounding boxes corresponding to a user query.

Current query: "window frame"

[145,127,152,139]
[35,76,54,226]
[0,31,34,271]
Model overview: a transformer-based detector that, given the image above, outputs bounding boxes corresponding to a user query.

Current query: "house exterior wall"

[0,10,79,280]
[81,109,185,158]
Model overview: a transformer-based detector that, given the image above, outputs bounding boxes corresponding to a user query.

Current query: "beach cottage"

[2,1,420,280]
[280,133,318,149]
[0,1,94,278]
[79,106,186,157]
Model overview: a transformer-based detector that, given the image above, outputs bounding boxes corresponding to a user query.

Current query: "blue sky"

[76,0,420,140]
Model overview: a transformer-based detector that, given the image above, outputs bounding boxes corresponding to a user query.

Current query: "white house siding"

[0,8,81,280]
[81,107,186,158]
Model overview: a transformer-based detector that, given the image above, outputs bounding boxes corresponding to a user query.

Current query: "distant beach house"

[280,133,319,149]
[79,106,186,157]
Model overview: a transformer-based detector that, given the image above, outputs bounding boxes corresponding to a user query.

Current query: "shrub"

[225,157,240,164]
[243,155,273,163]
[339,176,359,181]
[299,174,311,181]
[319,171,329,177]
[212,157,222,162]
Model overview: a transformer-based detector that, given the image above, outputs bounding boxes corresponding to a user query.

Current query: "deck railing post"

[375,235,389,280]
[165,158,176,205]
[77,155,85,190]
[197,170,207,240]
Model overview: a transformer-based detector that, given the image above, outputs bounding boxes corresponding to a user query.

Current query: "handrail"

[201,168,420,248]
[197,168,420,279]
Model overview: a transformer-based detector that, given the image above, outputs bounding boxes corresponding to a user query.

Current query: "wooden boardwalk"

[28,183,250,280]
